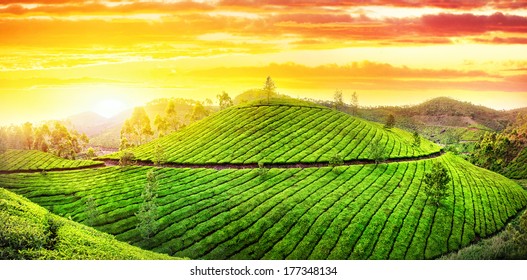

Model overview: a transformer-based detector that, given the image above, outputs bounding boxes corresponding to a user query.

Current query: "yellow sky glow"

[1,1,526,125]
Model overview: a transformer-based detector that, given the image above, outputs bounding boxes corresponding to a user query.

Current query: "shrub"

[136,170,159,240]
[423,162,451,207]
[119,151,136,167]
[257,162,269,179]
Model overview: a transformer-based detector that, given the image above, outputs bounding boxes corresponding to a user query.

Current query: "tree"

[369,137,385,163]
[384,114,395,130]
[333,89,344,110]
[412,130,421,148]
[350,91,359,116]
[257,162,269,179]
[164,100,180,132]
[85,196,99,226]
[153,144,167,166]
[49,122,81,159]
[154,114,169,137]
[86,147,96,158]
[423,162,451,207]
[136,170,159,240]
[121,107,153,147]
[263,76,276,104]
[21,122,34,150]
[119,151,135,167]
[217,91,233,110]
[188,102,210,122]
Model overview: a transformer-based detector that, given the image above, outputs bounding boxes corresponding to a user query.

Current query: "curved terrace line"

[0,150,444,174]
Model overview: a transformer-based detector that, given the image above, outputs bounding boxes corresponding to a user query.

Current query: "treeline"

[470,114,527,178]
[119,94,234,150]
[0,121,89,159]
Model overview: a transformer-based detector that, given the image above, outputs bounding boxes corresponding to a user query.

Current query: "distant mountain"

[357,97,512,132]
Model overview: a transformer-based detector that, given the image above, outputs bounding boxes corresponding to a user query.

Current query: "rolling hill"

[0,188,176,260]
[1,97,525,260]
[102,98,441,164]
[0,154,525,259]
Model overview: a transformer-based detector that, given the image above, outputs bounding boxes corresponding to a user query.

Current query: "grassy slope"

[0,188,177,260]
[0,149,102,172]
[103,98,441,164]
[1,154,525,260]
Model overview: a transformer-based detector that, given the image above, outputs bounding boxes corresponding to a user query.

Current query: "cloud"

[473,37,527,44]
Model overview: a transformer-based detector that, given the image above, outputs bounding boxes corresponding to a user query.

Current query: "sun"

[93,99,126,118]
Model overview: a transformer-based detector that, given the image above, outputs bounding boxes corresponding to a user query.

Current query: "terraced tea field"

[1,154,525,260]
[0,149,102,172]
[102,100,441,164]
[0,188,176,260]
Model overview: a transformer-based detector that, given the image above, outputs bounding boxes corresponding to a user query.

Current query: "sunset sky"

[1,0,527,125]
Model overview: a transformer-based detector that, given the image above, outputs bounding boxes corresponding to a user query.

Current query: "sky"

[1,0,527,125]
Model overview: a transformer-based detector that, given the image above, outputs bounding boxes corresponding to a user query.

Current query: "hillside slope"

[0,188,176,260]
[103,98,441,164]
[2,154,525,260]
[0,150,103,172]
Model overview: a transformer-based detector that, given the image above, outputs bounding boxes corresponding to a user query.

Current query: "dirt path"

[0,151,444,174]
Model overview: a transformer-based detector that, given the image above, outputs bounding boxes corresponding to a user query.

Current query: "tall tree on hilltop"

[121,107,153,147]
[263,76,276,104]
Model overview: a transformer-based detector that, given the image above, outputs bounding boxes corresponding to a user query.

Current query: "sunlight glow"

[93,99,126,118]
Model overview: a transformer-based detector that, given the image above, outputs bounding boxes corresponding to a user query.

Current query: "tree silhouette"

[263,76,276,104]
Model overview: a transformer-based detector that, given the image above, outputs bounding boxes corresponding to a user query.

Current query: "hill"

[0,188,176,260]
[103,98,441,164]
[0,149,103,172]
[0,154,525,259]
[233,89,287,105]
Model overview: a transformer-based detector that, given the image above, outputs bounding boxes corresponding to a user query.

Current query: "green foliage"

[257,162,269,179]
[0,188,175,260]
[3,154,523,260]
[119,151,136,167]
[0,149,101,172]
[104,99,441,164]
[384,114,395,130]
[217,91,234,110]
[136,170,159,240]
[412,130,421,148]
[423,162,451,207]
[443,209,527,260]
[368,137,385,163]
[85,196,99,226]
[86,147,96,158]
[153,144,167,166]
[328,153,344,167]
[0,154,527,259]
[470,113,527,179]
